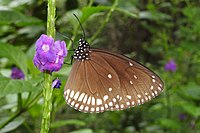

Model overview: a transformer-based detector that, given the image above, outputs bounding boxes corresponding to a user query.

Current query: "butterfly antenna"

[73,13,86,39]
[57,31,75,50]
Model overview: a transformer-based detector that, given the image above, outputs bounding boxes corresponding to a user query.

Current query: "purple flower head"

[11,67,25,79]
[164,59,177,72]
[33,34,67,73]
[52,78,61,89]
[179,113,186,121]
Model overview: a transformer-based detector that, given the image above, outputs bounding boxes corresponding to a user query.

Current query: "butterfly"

[63,14,164,113]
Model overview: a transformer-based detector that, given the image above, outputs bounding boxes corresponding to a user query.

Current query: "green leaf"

[81,6,138,23]
[0,43,27,76]
[50,119,86,128]
[81,6,109,22]
[0,76,39,98]
[181,103,200,117]
[115,8,138,18]
[0,10,42,26]
[179,82,200,100]
[69,129,93,133]
[159,118,180,130]
[0,116,25,132]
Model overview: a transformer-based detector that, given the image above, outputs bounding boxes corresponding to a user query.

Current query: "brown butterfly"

[63,14,164,113]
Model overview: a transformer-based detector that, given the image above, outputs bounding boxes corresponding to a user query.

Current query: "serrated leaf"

[0,116,25,133]
[0,10,42,26]
[70,129,93,133]
[0,76,39,98]
[0,43,27,76]
[51,119,86,128]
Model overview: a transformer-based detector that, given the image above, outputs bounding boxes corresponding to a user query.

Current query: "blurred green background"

[0,0,200,133]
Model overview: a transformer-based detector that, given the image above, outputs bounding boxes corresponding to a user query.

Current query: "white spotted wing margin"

[64,48,164,113]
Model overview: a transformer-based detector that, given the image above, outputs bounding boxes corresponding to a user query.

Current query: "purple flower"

[52,78,61,89]
[33,34,67,72]
[164,59,177,72]
[11,67,25,79]
[179,113,186,121]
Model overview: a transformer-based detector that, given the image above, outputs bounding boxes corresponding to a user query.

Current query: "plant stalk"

[40,0,56,132]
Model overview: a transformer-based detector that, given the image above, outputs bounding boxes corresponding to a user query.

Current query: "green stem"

[40,73,53,133]
[88,0,94,7]
[89,0,118,43]
[0,91,42,129]
[0,110,23,129]
[17,93,22,111]
[47,0,56,38]
[40,0,56,132]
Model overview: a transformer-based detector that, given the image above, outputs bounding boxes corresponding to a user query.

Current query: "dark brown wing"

[64,48,164,113]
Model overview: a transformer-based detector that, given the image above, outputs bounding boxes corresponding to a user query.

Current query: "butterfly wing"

[64,48,164,113]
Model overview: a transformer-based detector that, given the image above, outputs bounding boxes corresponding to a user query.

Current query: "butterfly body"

[64,38,164,113]
[73,38,90,61]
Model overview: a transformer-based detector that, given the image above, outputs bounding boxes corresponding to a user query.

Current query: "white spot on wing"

[158,86,162,91]
[130,81,133,84]
[75,103,79,108]
[108,74,112,79]
[96,107,99,112]
[78,93,85,101]
[113,98,116,102]
[151,86,154,90]
[71,101,75,106]
[108,88,112,92]
[68,98,71,103]
[137,99,141,104]
[73,91,80,100]
[134,75,137,79]
[91,97,95,105]
[64,90,67,95]
[97,99,103,105]
[85,106,89,111]
[126,95,131,99]
[109,102,113,106]
[91,108,95,112]
[87,96,91,104]
[141,99,144,103]
[159,84,162,87]
[70,90,74,98]
[82,94,88,103]
[103,95,109,101]
[80,105,84,110]
[115,104,119,109]
[105,104,108,109]
[129,62,133,66]
[137,94,141,98]
[126,102,130,106]
[154,90,158,95]
[152,79,156,82]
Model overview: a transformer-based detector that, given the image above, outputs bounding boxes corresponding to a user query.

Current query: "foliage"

[0,0,200,132]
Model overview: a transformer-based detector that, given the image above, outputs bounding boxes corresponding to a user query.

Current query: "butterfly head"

[73,38,90,61]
